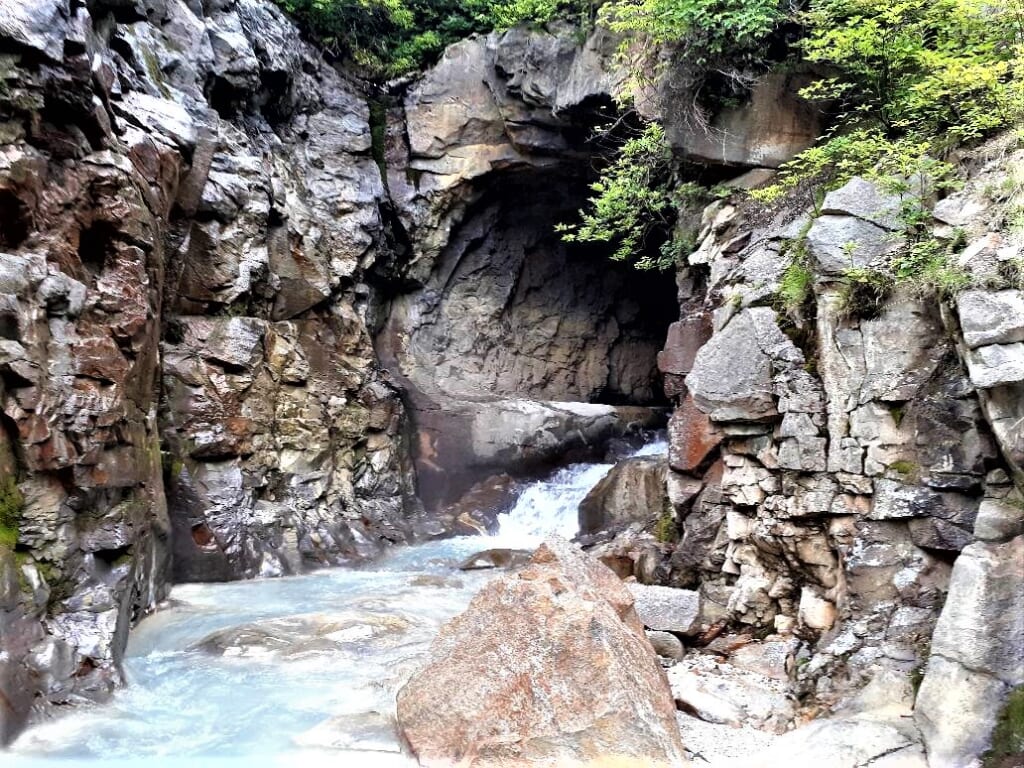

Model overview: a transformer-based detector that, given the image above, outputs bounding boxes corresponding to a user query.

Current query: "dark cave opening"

[382,164,679,410]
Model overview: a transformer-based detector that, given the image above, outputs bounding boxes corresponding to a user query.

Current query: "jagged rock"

[428,474,519,537]
[820,176,904,230]
[629,583,701,635]
[806,214,902,276]
[915,536,1024,767]
[578,455,667,535]
[0,0,70,62]
[965,342,1024,389]
[660,71,822,168]
[395,539,688,768]
[669,394,723,473]
[957,289,1024,348]
[686,309,783,422]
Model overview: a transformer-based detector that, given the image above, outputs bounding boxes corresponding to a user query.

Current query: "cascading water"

[496,437,669,544]
[7,436,667,767]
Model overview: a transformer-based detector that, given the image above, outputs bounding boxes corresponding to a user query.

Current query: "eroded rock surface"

[396,539,688,767]
[648,144,1024,762]
[0,0,410,738]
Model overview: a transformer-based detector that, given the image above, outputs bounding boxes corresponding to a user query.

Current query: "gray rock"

[686,310,779,422]
[646,630,685,661]
[628,583,701,635]
[915,655,1010,768]
[114,92,198,150]
[0,0,70,62]
[974,496,1024,542]
[965,342,1024,388]
[820,176,905,230]
[806,215,901,275]
[578,456,667,536]
[957,289,1024,348]
[929,537,1024,685]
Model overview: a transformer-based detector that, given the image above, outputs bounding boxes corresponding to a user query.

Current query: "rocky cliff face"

[0,0,414,739]
[648,135,1024,765]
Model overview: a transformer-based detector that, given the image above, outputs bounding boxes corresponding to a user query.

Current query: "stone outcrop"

[0,0,411,739]
[646,134,1024,762]
[578,455,668,535]
[396,539,688,767]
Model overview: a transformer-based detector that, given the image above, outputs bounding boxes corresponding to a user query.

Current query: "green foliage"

[836,266,893,319]
[654,510,677,543]
[0,475,23,550]
[273,0,586,78]
[600,0,782,66]
[757,0,1024,198]
[778,261,814,314]
[985,686,1024,766]
[888,459,917,476]
[801,0,1024,142]
[557,122,701,269]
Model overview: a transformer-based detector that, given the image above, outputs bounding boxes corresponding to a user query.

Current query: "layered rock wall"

[0,0,413,739]
[653,135,1024,765]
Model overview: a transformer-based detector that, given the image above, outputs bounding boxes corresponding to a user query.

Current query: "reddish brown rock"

[396,539,688,768]
[669,394,723,473]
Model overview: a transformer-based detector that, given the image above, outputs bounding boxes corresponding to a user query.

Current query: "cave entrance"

[377,163,679,510]
[384,166,678,408]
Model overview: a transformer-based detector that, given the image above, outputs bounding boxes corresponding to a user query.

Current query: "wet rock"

[578,455,667,535]
[396,539,687,768]
[431,474,519,537]
[191,612,413,659]
[457,548,532,571]
[294,710,402,753]
[410,399,664,511]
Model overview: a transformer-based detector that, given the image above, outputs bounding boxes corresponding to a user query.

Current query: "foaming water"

[6,436,667,767]
[496,436,668,545]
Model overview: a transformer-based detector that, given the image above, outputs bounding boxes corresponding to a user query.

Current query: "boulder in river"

[396,537,688,767]
[578,455,669,535]
[457,548,533,571]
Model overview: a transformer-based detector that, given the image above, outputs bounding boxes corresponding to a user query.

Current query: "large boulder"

[915,535,1024,766]
[578,455,668,535]
[396,538,688,768]
[686,308,801,422]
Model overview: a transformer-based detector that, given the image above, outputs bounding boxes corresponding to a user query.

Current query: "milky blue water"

[7,439,666,767]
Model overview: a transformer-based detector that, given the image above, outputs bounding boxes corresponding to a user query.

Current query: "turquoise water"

[7,440,666,766]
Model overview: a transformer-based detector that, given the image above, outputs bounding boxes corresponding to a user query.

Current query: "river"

[7,438,667,767]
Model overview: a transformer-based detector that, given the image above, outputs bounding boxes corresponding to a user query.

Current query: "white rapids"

[6,436,667,768]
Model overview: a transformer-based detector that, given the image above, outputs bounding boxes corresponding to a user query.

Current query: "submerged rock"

[457,548,533,571]
[396,538,688,767]
[190,612,413,659]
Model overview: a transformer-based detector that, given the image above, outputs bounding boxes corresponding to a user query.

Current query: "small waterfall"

[495,434,668,544]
